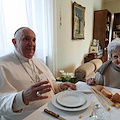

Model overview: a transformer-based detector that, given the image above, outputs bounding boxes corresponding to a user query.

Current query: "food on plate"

[101,88,113,99]
[96,85,104,91]
[112,93,120,103]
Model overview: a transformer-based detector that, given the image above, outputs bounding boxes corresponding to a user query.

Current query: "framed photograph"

[72,2,85,39]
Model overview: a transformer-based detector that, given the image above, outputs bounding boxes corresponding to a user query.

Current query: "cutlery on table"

[44,109,66,120]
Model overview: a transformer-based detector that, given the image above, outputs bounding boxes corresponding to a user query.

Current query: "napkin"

[75,81,92,93]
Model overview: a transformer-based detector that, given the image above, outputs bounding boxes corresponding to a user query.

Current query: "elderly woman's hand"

[86,78,99,85]
[22,81,51,105]
[60,82,76,90]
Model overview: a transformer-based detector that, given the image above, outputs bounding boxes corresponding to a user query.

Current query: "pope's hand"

[22,81,51,105]
[60,82,76,90]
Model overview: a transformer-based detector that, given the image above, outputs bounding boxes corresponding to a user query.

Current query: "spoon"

[89,104,100,117]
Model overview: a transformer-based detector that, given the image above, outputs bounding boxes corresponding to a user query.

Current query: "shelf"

[113,29,120,31]
[105,40,109,42]
[112,13,120,39]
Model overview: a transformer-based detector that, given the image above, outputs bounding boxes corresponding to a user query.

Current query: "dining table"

[23,81,120,120]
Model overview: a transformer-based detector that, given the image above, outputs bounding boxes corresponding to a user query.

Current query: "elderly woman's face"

[112,50,120,68]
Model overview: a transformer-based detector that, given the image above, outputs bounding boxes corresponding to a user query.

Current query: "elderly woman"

[86,38,120,89]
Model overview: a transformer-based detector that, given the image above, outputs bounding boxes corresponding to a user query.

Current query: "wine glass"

[93,107,111,120]
[84,101,111,120]
[93,101,111,120]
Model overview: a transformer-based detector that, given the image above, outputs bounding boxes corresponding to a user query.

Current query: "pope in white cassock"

[0,27,76,120]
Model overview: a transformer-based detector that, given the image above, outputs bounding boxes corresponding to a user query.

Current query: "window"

[0,0,55,73]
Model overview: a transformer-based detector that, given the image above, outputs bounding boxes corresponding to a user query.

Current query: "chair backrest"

[89,59,103,71]
[75,62,95,81]
[75,59,103,81]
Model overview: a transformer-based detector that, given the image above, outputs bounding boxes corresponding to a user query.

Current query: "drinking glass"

[84,101,111,120]
[92,102,111,120]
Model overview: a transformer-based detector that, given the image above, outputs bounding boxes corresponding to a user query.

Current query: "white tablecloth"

[23,82,120,120]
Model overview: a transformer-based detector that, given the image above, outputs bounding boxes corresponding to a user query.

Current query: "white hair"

[14,27,28,38]
[107,38,120,58]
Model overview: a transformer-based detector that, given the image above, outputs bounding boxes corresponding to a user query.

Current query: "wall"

[55,0,102,77]
[103,0,120,13]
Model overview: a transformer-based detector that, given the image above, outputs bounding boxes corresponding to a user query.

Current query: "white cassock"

[0,49,62,120]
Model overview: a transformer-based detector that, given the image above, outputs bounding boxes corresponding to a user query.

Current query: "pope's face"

[13,28,36,59]
[112,50,120,68]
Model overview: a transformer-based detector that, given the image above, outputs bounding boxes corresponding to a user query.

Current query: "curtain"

[0,0,55,74]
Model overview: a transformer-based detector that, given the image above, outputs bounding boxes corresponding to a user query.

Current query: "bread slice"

[112,93,120,103]
[101,88,113,99]
[114,102,120,108]
[96,85,104,91]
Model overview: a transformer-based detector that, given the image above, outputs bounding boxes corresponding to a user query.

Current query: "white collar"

[14,49,33,62]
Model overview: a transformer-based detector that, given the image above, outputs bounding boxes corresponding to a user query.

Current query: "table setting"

[23,81,120,120]
[51,90,91,112]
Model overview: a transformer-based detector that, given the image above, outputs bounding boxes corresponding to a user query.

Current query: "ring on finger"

[36,91,41,96]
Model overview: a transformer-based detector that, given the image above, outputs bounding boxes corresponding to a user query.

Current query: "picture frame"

[72,2,85,39]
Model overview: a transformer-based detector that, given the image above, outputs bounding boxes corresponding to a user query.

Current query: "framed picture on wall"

[72,2,85,39]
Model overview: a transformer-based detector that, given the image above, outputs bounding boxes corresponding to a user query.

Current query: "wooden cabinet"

[93,9,111,62]
[93,9,111,49]
[112,13,120,39]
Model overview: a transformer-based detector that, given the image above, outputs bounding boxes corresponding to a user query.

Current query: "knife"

[44,109,66,120]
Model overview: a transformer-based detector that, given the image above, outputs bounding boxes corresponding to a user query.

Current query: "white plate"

[52,91,91,111]
[56,91,86,107]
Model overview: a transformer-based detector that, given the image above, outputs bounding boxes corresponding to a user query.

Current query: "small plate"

[56,91,86,107]
[52,91,91,111]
